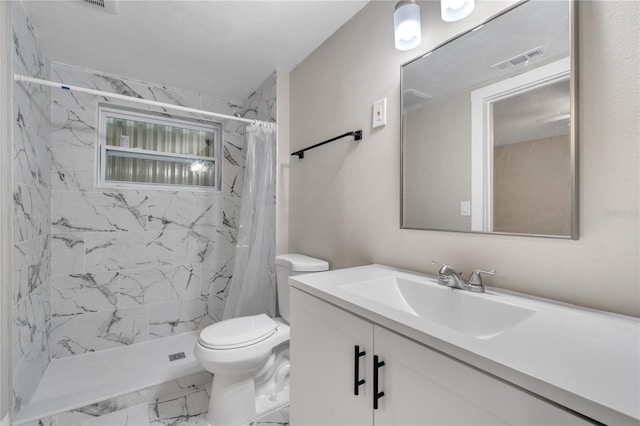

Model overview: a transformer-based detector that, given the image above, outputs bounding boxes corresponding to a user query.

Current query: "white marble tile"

[243,71,277,123]
[40,64,257,362]
[250,406,290,426]
[201,260,233,322]
[52,272,120,317]
[146,85,201,111]
[12,1,49,82]
[174,228,216,265]
[11,1,52,415]
[13,182,49,243]
[51,148,95,192]
[149,413,209,426]
[12,3,52,194]
[214,225,238,266]
[51,65,148,112]
[51,232,85,276]
[148,381,209,425]
[147,193,221,232]
[13,235,50,305]
[21,415,57,426]
[52,191,148,233]
[200,95,243,118]
[50,307,149,358]
[55,392,147,426]
[12,317,50,413]
[84,231,174,272]
[12,287,36,368]
[222,196,240,235]
[119,265,201,308]
[13,80,38,187]
[143,373,212,403]
[36,128,52,191]
[74,403,150,426]
[51,105,97,151]
[149,298,214,339]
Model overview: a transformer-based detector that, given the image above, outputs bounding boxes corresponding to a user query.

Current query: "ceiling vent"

[81,0,119,14]
[491,47,545,72]
[403,89,432,112]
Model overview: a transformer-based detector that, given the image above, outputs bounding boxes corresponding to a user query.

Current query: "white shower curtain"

[222,124,277,319]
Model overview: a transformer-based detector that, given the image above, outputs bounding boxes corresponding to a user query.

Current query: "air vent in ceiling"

[491,47,545,72]
[403,89,432,112]
[81,0,119,14]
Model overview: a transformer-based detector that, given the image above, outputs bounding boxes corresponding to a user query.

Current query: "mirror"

[401,0,577,238]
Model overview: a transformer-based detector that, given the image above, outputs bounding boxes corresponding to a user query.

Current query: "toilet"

[194,254,329,426]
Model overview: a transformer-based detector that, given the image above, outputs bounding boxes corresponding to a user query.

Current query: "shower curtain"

[222,123,277,319]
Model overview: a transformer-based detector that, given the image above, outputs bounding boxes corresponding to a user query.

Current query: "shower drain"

[168,352,186,362]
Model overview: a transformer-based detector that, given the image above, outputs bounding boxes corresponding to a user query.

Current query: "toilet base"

[206,373,255,426]
[205,357,290,426]
[205,379,290,426]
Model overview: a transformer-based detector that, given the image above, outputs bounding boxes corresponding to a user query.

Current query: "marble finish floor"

[156,406,290,426]
[84,404,289,426]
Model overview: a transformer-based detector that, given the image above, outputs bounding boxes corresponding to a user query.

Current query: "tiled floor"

[58,404,289,426]
[148,405,289,426]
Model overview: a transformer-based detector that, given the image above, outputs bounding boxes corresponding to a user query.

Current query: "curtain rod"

[14,74,275,128]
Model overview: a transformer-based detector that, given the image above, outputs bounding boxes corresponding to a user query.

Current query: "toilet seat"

[198,314,278,350]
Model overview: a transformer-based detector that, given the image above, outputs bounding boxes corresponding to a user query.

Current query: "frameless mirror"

[401,0,577,238]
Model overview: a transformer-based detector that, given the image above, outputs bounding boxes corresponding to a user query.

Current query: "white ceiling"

[22,0,369,101]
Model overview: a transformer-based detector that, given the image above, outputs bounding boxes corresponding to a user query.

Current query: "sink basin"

[339,276,536,339]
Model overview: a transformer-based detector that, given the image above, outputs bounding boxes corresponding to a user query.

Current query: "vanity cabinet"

[290,286,373,425]
[290,288,595,426]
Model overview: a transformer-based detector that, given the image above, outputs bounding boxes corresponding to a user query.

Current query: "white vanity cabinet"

[290,286,373,425]
[290,288,595,426]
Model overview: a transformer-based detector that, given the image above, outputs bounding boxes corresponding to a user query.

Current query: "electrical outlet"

[461,201,471,216]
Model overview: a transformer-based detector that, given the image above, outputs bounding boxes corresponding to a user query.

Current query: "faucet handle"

[430,260,459,276]
[469,269,496,285]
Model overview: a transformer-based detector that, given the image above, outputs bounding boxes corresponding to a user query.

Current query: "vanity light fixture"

[394,0,422,51]
[441,0,475,22]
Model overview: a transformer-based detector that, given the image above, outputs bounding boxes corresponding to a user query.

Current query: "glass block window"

[98,106,222,191]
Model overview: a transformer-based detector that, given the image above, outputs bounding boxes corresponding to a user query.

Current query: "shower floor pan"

[13,331,205,425]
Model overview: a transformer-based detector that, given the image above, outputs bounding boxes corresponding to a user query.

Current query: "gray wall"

[494,135,572,235]
[289,0,639,317]
[403,91,471,231]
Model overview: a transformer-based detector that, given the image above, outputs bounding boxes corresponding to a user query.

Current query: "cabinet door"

[290,288,374,426]
[373,326,594,426]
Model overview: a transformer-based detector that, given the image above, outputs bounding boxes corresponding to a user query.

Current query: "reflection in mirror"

[491,79,571,235]
[401,0,577,238]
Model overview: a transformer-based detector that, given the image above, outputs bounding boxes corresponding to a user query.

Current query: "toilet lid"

[198,314,277,350]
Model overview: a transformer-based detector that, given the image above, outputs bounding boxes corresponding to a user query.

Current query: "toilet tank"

[275,254,329,323]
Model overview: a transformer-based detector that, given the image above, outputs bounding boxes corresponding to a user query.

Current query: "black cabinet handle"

[373,355,385,409]
[354,345,366,395]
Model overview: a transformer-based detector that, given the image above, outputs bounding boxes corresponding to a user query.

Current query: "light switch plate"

[373,98,387,128]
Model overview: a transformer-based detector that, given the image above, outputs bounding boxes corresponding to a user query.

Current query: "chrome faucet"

[430,260,496,293]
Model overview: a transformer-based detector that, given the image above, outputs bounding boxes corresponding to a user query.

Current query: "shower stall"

[6,2,279,423]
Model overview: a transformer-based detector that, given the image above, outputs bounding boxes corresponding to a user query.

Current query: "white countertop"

[289,264,640,426]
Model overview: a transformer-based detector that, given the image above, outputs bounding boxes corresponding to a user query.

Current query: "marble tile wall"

[48,62,249,359]
[11,1,53,414]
